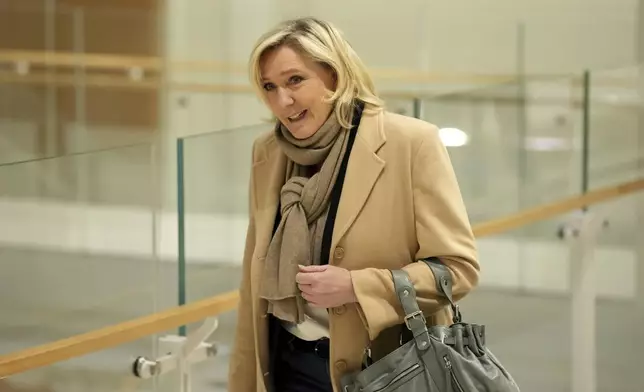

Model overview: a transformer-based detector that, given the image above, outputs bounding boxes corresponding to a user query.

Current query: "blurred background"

[0,0,642,391]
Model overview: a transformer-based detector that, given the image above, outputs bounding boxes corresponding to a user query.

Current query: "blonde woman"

[228,17,480,392]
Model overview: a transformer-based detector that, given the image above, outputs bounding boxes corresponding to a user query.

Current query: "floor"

[1,247,643,392]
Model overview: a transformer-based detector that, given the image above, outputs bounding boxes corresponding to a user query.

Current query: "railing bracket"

[131,317,220,391]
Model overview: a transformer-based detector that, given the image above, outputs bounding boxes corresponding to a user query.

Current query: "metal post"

[562,210,607,392]
[177,138,187,337]
[412,98,422,119]
[581,70,591,198]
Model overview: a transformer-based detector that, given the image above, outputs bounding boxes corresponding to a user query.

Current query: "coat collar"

[252,108,387,258]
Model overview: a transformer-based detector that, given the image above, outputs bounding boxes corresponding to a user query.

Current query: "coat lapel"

[251,136,287,258]
[331,109,386,252]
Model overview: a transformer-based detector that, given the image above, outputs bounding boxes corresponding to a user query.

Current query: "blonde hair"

[248,17,384,129]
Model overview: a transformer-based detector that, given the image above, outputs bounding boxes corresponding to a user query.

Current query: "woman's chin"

[287,123,316,140]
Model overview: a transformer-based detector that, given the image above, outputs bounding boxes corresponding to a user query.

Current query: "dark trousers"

[272,326,334,392]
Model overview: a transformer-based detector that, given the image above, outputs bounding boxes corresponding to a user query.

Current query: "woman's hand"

[296,264,357,308]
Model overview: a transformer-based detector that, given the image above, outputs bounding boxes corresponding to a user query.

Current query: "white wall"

[160,0,640,132]
[0,197,637,300]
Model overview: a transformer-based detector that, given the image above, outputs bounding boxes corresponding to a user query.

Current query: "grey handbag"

[341,257,520,392]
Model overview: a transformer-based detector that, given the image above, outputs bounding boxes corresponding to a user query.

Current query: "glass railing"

[0,143,170,391]
[2,336,164,392]
[169,123,270,392]
[173,124,266,343]
[468,192,642,391]
[585,65,643,390]
[588,63,643,189]
[413,74,587,223]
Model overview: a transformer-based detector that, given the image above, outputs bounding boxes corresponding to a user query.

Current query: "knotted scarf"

[259,112,349,323]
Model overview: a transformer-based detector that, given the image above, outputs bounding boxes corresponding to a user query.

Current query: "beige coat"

[228,108,480,391]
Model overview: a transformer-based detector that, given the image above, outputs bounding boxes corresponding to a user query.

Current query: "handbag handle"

[391,257,462,337]
[420,257,462,324]
[391,269,431,350]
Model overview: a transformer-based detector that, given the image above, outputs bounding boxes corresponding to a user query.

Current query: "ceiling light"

[438,127,468,147]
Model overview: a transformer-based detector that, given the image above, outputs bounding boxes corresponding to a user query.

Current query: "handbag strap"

[391,270,431,350]
[420,257,462,323]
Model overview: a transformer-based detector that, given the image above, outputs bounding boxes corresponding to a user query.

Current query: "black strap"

[420,257,462,323]
[319,100,364,265]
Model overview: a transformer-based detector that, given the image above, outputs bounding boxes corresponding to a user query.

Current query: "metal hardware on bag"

[452,304,462,323]
[404,310,425,330]
[436,327,447,343]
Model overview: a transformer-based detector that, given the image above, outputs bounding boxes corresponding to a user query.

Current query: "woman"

[228,17,479,392]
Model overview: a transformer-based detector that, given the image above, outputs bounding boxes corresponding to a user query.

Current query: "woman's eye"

[263,82,275,91]
[289,75,304,84]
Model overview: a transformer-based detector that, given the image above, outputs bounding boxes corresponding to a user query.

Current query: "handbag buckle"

[404,310,425,330]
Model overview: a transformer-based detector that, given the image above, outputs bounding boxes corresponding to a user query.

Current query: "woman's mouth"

[287,110,307,122]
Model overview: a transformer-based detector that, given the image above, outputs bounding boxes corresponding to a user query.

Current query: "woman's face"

[259,45,336,139]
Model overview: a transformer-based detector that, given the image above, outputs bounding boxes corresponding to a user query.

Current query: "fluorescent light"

[439,127,468,147]
[524,136,571,151]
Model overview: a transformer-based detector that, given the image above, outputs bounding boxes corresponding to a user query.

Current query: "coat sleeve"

[228,144,259,391]
[350,124,480,341]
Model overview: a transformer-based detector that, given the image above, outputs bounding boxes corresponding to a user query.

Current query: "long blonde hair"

[248,17,384,128]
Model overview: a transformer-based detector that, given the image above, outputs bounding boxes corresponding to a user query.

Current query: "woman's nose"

[276,88,294,107]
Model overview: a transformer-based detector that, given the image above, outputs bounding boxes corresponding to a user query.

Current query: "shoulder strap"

[420,257,462,323]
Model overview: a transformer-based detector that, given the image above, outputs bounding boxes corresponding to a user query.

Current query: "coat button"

[334,247,345,259]
[335,360,347,373]
[334,305,346,315]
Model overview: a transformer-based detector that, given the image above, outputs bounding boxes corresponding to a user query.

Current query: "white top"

[281,303,330,341]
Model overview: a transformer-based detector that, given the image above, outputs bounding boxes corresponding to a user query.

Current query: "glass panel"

[178,123,267,302]
[520,75,586,205]
[467,215,572,391]
[176,124,267,388]
[1,309,240,392]
[418,82,524,223]
[418,73,584,224]
[0,144,167,354]
[590,190,643,390]
[587,63,644,390]
[469,188,643,390]
[589,64,643,188]
[1,335,163,392]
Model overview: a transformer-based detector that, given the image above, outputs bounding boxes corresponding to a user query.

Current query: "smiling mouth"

[287,110,307,122]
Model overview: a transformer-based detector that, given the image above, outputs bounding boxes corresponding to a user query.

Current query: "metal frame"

[132,317,220,392]
[560,209,608,392]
